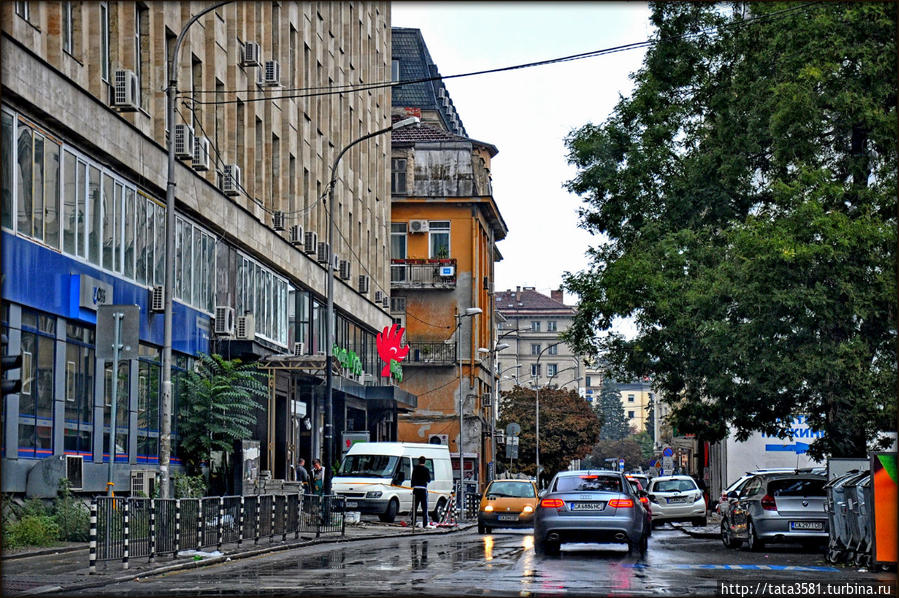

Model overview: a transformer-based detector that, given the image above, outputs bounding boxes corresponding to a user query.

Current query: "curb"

[669,522,720,540]
[22,523,476,595]
[2,545,87,562]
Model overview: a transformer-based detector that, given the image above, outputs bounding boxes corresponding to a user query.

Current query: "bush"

[4,515,60,548]
[173,473,207,498]
[54,479,89,542]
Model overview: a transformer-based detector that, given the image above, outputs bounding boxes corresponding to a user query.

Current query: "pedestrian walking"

[296,457,310,492]
[411,456,431,528]
[311,459,325,495]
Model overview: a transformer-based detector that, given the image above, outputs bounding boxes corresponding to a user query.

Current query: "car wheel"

[746,519,764,552]
[431,498,447,523]
[721,519,732,548]
[478,521,486,534]
[544,540,560,556]
[651,519,663,530]
[378,498,398,523]
[638,532,649,556]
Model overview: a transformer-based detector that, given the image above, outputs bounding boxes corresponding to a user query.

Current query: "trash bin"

[855,474,873,566]
[826,471,864,564]
[841,472,870,561]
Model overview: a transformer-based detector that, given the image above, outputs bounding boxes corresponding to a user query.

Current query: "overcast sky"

[391,2,653,307]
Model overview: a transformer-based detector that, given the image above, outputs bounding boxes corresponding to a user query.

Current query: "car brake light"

[639,496,649,505]
[608,498,634,508]
[761,494,777,511]
[540,498,564,508]
[579,475,598,479]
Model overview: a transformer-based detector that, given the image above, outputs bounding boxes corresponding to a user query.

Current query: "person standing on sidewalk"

[311,459,325,495]
[411,456,431,527]
[296,457,310,492]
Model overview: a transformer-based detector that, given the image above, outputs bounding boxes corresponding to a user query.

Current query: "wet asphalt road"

[64,526,891,597]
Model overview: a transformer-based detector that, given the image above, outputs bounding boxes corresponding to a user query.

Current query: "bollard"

[238,496,245,547]
[123,500,130,570]
[174,499,181,559]
[218,497,224,552]
[282,496,288,542]
[295,493,301,539]
[149,500,156,563]
[254,497,260,545]
[196,499,203,551]
[89,499,97,574]
[270,495,275,542]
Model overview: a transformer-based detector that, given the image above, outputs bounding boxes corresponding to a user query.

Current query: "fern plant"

[177,353,266,478]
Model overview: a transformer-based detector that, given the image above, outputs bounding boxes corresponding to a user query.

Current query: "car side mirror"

[538,490,547,498]
[727,491,739,500]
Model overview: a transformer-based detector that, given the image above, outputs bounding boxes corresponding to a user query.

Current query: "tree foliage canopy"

[497,385,601,480]
[562,2,896,459]
[177,353,267,475]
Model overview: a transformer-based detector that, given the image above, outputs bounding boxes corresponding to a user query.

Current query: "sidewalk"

[668,512,721,540]
[0,519,476,596]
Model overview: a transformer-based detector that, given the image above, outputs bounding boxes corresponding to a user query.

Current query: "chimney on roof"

[515,286,521,302]
[551,289,563,303]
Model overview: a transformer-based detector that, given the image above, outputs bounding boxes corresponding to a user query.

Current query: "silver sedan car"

[534,470,649,555]
[647,475,708,527]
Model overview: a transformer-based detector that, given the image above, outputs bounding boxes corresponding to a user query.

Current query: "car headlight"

[522,505,534,513]
[484,505,494,512]
[365,490,382,498]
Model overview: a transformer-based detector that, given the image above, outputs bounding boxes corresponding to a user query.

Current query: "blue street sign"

[663,447,674,457]
[765,442,809,454]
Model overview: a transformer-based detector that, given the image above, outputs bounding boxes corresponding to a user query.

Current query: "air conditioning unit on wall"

[150,285,165,312]
[130,470,158,496]
[304,231,318,254]
[174,124,195,160]
[339,260,351,280]
[241,41,261,67]
[214,306,235,336]
[236,315,255,341]
[221,164,241,196]
[192,136,210,171]
[272,210,285,231]
[289,225,303,246]
[112,69,139,111]
[358,275,370,295]
[409,220,429,233]
[428,434,449,446]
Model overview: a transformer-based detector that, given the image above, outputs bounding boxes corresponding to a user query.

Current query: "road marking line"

[620,564,840,572]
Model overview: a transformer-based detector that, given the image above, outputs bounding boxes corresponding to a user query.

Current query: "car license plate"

[790,521,824,530]
[498,514,519,521]
[346,501,358,508]
[570,502,605,511]
[667,497,689,504]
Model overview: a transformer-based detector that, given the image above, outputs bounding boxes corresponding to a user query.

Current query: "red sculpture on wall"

[376,324,410,377]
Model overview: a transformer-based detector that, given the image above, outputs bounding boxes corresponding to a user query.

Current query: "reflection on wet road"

[64,527,886,597]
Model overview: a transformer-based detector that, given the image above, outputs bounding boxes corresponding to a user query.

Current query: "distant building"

[494,288,582,396]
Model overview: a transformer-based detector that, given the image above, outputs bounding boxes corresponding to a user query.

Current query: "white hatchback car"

[647,475,707,527]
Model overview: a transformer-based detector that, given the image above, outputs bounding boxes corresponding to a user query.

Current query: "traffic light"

[1,333,22,396]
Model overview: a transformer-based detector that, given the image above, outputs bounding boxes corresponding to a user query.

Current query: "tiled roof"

[495,289,575,314]
[391,117,467,143]
[391,28,467,137]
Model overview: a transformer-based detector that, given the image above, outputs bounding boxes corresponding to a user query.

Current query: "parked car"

[647,475,707,527]
[729,473,828,551]
[477,479,540,534]
[719,469,808,546]
[626,473,650,492]
[626,477,653,535]
[534,470,649,556]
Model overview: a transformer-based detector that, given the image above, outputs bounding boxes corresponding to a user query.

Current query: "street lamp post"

[323,116,420,495]
[532,341,562,487]
[455,307,481,517]
[160,0,232,499]
[478,343,509,482]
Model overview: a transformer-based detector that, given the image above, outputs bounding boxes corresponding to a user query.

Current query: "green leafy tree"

[497,385,601,482]
[563,2,897,459]
[582,437,644,471]
[177,354,267,486]
[595,380,629,440]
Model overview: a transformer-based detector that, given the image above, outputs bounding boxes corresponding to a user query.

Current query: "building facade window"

[530,321,541,332]
[102,360,129,463]
[64,323,94,459]
[391,59,400,82]
[628,394,635,402]
[137,344,161,463]
[548,344,558,355]
[547,320,557,332]
[1,111,13,230]
[391,158,407,194]
[15,119,61,248]
[236,254,290,347]
[18,309,56,459]
[628,410,635,419]
[547,364,557,377]
[100,2,109,81]
[428,221,450,258]
[530,344,541,356]
[135,4,149,108]
[585,376,592,387]
[62,2,74,55]
[530,364,541,377]
[15,1,31,22]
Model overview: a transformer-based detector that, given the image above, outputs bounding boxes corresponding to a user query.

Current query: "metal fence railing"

[90,493,345,573]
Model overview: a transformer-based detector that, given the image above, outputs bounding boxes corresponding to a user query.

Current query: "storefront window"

[64,323,94,459]
[102,360,129,463]
[138,344,161,464]
[18,309,56,459]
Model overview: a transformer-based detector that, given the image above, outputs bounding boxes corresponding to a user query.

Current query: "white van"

[332,442,453,522]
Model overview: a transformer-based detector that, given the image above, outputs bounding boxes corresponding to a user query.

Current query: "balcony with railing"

[390,259,457,290]
[404,341,456,366]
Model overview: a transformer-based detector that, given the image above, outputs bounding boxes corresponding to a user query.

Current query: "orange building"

[389,119,507,491]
